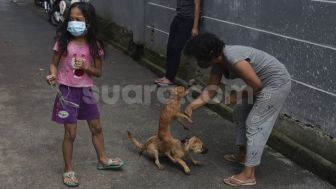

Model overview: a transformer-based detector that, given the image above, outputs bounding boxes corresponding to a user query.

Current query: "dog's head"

[181,136,208,154]
[169,86,189,99]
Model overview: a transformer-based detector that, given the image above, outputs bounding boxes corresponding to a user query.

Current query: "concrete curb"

[97,18,336,186]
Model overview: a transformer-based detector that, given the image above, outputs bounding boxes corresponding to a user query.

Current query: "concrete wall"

[92,0,133,30]
[92,0,336,137]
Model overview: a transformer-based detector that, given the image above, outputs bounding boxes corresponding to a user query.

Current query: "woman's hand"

[191,27,199,37]
[184,104,194,118]
[224,94,238,106]
[46,74,56,85]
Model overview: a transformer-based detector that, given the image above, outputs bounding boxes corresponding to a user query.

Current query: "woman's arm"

[226,60,262,104]
[191,0,201,37]
[185,73,222,117]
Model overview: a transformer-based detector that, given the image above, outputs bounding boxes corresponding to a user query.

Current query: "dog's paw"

[186,118,193,124]
[184,168,191,175]
[193,161,202,166]
[157,165,165,170]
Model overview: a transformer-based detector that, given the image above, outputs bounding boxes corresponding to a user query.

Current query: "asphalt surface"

[0,1,334,188]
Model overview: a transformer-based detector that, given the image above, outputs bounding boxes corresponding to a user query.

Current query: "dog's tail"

[127,130,145,151]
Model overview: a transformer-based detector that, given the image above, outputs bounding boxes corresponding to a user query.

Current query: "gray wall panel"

[284,81,336,136]
[203,0,336,47]
[92,0,133,30]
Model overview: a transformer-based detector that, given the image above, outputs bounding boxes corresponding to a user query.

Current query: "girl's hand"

[46,75,56,85]
[74,58,89,70]
[191,27,199,37]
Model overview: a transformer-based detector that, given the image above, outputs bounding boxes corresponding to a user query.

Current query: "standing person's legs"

[155,17,178,83]
[224,81,291,186]
[245,82,291,166]
[87,119,124,168]
[160,17,193,84]
[80,88,124,168]
[63,123,80,187]
[52,85,82,186]
[87,119,108,164]
[63,123,77,172]
[224,98,253,164]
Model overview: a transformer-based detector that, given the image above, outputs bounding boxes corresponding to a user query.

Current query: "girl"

[183,33,291,186]
[154,0,202,86]
[46,2,124,187]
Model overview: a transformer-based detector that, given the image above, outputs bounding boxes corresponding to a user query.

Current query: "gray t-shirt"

[211,45,290,87]
[177,0,194,19]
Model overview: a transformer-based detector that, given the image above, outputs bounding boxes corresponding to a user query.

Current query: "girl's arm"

[47,52,61,85]
[82,57,102,78]
[191,0,202,37]
[185,73,222,117]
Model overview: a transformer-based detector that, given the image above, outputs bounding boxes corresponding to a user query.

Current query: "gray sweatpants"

[233,81,291,167]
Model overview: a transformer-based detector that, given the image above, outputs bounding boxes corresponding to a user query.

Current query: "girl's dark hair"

[55,2,104,58]
[184,33,225,68]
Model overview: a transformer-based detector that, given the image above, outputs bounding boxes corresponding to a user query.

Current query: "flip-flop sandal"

[223,176,256,186]
[156,81,175,87]
[97,158,125,170]
[63,171,79,187]
[154,77,166,83]
[224,154,245,165]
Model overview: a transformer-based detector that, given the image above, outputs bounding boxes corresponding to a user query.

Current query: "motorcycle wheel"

[49,10,62,26]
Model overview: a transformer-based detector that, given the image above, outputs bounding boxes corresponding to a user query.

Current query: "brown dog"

[158,86,193,153]
[127,86,207,174]
[127,131,208,174]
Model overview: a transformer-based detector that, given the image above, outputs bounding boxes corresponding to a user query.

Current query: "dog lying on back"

[127,131,208,174]
[127,86,207,174]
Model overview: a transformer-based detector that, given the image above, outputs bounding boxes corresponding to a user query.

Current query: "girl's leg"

[63,123,77,172]
[87,119,108,164]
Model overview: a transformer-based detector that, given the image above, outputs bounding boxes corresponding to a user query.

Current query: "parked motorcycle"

[34,0,54,13]
[49,0,89,26]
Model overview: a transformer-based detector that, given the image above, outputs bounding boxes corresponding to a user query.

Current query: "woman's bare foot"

[223,175,256,186]
[224,166,256,186]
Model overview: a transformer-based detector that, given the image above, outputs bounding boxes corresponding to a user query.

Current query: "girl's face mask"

[67,21,87,37]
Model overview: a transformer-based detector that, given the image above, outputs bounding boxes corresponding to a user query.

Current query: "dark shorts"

[51,85,100,124]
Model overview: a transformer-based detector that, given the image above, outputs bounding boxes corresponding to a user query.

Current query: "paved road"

[0,1,334,188]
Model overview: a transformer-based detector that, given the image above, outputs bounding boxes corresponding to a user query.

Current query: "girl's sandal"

[63,171,79,187]
[97,157,125,170]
